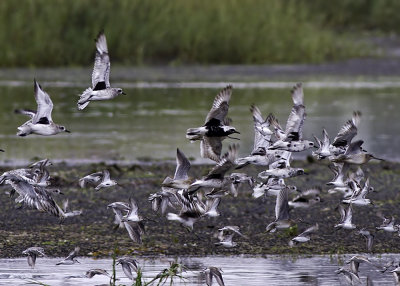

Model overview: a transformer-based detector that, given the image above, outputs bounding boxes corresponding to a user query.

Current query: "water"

[0,82,399,165]
[0,255,397,285]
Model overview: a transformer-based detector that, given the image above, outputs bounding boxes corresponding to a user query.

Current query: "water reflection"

[0,255,398,285]
[0,85,399,165]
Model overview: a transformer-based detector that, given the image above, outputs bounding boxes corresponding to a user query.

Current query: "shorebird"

[332,139,383,165]
[189,144,238,193]
[56,247,80,265]
[376,213,399,233]
[204,267,225,286]
[107,199,144,243]
[148,188,179,215]
[117,256,139,280]
[358,229,374,252]
[268,83,315,152]
[186,85,239,161]
[22,247,45,268]
[335,267,361,285]
[342,178,373,206]
[258,166,305,180]
[335,204,356,230]
[346,255,373,276]
[312,129,332,160]
[289,187,322,209]
[79,170,117,190]
[15,79,70,136]
[216,225,247,247]
[203,198,221,217]
[235,105,279,168]
[85,268,111,278]
[78,31,125,110]
[289,223,319,247]
[162,148,192,190]
[266,187,296,232]
[252,178,295,198]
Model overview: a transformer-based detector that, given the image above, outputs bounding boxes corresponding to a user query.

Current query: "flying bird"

[16,79,70,136]
[78,31,125,110]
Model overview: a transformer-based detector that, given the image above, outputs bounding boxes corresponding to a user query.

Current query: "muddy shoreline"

[1,159,399,258]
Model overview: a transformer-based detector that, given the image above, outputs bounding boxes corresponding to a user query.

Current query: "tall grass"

[0,0,372,67]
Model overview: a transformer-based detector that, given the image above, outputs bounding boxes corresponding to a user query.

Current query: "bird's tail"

[77,88,93,110]
[186,128,203,140]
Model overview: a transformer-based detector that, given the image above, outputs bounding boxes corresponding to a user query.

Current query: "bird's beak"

[65,129,71,133]
[0,149,4,152]
[122,92,126,95]
[234,130,240,134]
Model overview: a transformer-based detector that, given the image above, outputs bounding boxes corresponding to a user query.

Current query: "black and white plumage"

[236,106,280,168]
[22,247,45,268]
[186,85,239,162]
[78,31,125,110]
[268,83,314,152]
[204,267,225,286]
[117,256,139,280]
[16,79,70,136]
[79,170,117,190]
[335,204,356,230]
[190,144,239,193]
[56,247,80,265]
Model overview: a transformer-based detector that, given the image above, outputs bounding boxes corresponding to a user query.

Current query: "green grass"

[0,0,373,67]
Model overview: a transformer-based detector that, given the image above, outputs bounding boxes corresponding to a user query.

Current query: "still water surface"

[0,83,398,165]
[0,255,398,285]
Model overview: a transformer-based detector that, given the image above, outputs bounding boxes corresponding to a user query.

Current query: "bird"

[117,256,139,280]
[289,187,321,209]
[335,267,361,285]
[85,268,111,278]
[204,267,225,286]
[345,255,373,276]
[189,144,239,193]
[186,85,239,161]
[335,204,356,230]
[358,229,374,252]
[15,79,70,136]
[342,177,373,206]
[148,187,179,215]
[266,187,296,232]
[331,111,361,152]
[79,170,117,190]
[78,31,125,110]
[235,105,279,168]
[289,223,319,247]
[376,213,399,233]
[22,247,45,268]
[108,198,145,243]
[258,166,305,180]
[391,266,400,286]
[161,148,192,190]
[56,247,80,265]
[312,129,332,160]
[332,140,383,165]
[268,83,315,152]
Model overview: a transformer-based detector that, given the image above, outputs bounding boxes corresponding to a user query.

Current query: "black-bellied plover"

[16,79,70,136]
[78,31,125,110]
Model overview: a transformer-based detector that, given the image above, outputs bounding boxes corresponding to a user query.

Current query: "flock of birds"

[1,30,399,285]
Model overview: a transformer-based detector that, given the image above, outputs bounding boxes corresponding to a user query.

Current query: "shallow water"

[0,255,398,285]
[0,82,399,165]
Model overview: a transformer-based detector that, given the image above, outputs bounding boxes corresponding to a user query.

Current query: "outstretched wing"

[32,79,53,124]
[92,31,110,90]
[205,85,232,124]
[174,148,191,180]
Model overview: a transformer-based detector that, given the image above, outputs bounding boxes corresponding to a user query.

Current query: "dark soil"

[1,159,400,258]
